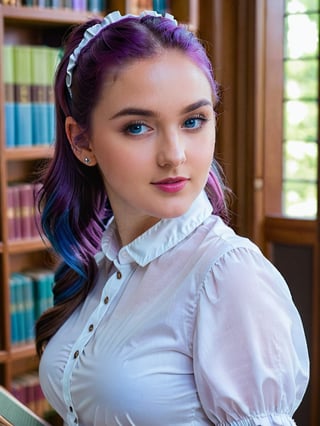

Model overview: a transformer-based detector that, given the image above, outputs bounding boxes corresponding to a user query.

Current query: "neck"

[114,215,161,247]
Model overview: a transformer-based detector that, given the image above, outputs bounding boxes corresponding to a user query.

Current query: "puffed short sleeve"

[193,246,309,425]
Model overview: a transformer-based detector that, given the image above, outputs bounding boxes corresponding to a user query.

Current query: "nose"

[157,130,186,168]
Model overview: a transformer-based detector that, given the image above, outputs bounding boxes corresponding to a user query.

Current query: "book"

[87,0,103,12]
[7,182,42,241]
[9,269,54,345]
[7,186,16,241]
[3,45,15,148]
[72,0,85,10]
[32,182,43,238]
[11,273,27,343]
[13,45,33,147]
[153,0,167,14]
[0,385,50,426]
[18,183,34,239]
[7,184,22,240]
[11,372,52,419]
[24,269,54,319]
[9,276,19,344]
[46,47,60,145]
[31,46,49,146]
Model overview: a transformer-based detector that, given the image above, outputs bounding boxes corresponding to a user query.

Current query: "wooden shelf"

[5,146,53,161]
[7,238,49,254]
[0,351,8,363]
[1,5,102,26]
[11,343,36,361]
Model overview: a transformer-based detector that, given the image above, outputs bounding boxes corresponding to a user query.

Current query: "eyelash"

[122,114,209,136]
[183,114,208,130]
[122,121,150,136]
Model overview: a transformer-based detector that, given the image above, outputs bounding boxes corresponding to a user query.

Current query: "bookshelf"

[0,0,199,422]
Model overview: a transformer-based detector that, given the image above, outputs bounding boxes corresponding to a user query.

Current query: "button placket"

[63,263,132,426]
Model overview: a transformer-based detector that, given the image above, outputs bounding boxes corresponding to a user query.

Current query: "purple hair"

[35,13,230,356]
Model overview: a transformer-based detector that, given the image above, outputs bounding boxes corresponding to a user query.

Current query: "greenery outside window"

[283,0,319,218]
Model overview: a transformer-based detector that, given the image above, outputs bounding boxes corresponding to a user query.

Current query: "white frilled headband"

[66,10,178,98]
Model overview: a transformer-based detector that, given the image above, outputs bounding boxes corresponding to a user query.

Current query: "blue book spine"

[35,275,47,319]
[21,274,35,342]
[153,0,167,14]
[4,45,16,147]
[5,103,15,148]
[12,274,25,343]
[9,277,19,344]
[15,103,33,147]
[47,48,59,145]
[47,103,55,145]
[87,0,102,13]
[32,103,49,145]
[31,46,49,145]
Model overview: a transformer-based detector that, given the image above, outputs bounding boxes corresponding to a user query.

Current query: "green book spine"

[31,46,49,145]
[3,45,15,147]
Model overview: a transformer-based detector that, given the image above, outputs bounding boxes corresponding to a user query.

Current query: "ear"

[65,116,97,166]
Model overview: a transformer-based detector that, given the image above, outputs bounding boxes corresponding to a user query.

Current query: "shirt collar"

[100,191,213,267]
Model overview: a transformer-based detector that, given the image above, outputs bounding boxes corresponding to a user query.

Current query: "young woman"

[36,10,309,426]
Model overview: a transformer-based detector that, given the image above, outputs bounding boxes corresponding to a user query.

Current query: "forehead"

[99,50,214,105]
[109,49,212,92]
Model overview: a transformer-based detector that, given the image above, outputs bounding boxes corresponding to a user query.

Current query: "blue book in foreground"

[0,385,50,426]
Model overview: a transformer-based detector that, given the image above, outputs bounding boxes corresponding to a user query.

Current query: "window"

[283,0,319,218]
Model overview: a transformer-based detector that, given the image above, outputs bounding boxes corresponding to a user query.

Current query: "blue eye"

[183,116,206,129]
[125,122,149,135]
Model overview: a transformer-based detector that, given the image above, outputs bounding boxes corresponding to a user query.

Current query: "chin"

[158,204,192,219]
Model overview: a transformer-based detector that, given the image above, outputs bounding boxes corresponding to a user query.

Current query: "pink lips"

[152,177,189,193]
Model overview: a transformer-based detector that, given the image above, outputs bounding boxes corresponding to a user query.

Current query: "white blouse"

[39,191,309,426]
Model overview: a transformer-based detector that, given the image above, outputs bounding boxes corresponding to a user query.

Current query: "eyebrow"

[110,99,213,120]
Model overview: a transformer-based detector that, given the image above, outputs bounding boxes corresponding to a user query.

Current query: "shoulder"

[195,215,291,303]
[196,215,262,267]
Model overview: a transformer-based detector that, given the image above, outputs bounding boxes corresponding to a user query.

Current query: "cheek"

[190,133,215,165]
[94,144,149,185]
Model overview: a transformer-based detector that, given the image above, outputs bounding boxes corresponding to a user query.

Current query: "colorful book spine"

[46,47,60,145]
[11,185,22,240]
[32,182,43,238]
[4,0,107,10]
[10,270,54,345]
[31,47,49,146]
[72,0,86,10]
[19,183,34,239]
[3,45,15,148]
[7,186,16,241]
[11,274,25,343]
[9,276,19,344]
[7,183,41,241]
[11,273,35,343]
[11,372,52,419]
[14,45,33,147]
[20,274,35,342]
[153,0,167,14]
[87,0,103,12]
[23,269,54,320]
[4,45,59,147]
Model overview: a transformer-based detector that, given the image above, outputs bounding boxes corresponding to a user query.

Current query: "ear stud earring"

[83,157,90,164]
